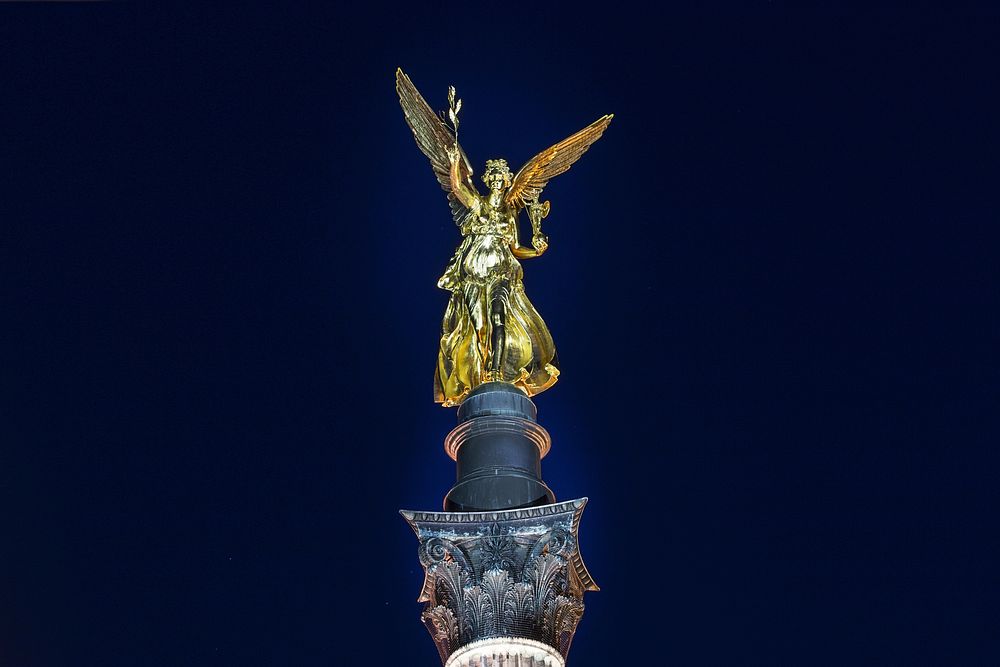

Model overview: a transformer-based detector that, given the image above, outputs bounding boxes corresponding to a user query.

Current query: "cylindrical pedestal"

[443,382,554,512]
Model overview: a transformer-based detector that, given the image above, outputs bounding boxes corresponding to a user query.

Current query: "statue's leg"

[461,284,488,374]
[488,280,510,379]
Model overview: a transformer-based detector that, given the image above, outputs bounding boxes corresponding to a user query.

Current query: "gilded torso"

[445,198,522,286]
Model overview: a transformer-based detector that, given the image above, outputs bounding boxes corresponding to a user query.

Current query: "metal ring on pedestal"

[444,415,552,461]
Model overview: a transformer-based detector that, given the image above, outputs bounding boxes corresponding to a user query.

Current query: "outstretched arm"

[448,147,479,212]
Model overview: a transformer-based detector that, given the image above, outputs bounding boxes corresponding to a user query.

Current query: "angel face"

[482,159,512,194]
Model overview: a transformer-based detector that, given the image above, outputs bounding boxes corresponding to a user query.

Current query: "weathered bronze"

[396,69,612,406]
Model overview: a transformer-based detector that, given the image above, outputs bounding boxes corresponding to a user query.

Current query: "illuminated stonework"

[401,501,596,665]
[445,638,565,667]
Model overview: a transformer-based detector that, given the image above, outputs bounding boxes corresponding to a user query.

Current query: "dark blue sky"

[2,4,998,666]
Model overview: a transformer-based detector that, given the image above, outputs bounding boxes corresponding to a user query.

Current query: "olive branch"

[444,85,462,142]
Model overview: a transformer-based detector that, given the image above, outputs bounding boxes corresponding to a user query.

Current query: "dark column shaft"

[443,382,555,512]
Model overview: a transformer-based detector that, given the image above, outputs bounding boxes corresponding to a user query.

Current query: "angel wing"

[505,115,613,210]
[396,68,478,229]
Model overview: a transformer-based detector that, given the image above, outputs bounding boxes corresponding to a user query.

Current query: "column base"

[445,637,565,667]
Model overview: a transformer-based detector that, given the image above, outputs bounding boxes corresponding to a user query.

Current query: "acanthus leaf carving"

[404,501,594,665]
[422,605,460,664]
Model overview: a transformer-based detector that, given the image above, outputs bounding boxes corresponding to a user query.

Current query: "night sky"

[3,4,999,666]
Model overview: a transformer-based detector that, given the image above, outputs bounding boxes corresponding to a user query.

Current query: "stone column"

[402,382,597,666]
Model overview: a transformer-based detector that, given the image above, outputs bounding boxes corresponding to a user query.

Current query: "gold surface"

[396,69,612,406]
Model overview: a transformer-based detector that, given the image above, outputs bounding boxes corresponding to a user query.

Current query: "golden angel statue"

[396,69,612,406]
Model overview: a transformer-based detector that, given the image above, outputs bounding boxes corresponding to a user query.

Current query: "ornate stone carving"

[401,499,596,666]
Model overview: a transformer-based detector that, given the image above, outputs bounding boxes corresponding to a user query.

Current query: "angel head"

[482,158,513,193]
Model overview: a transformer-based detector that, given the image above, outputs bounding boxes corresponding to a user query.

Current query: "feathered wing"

[505,115,613,210]
[396,68,478,228]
